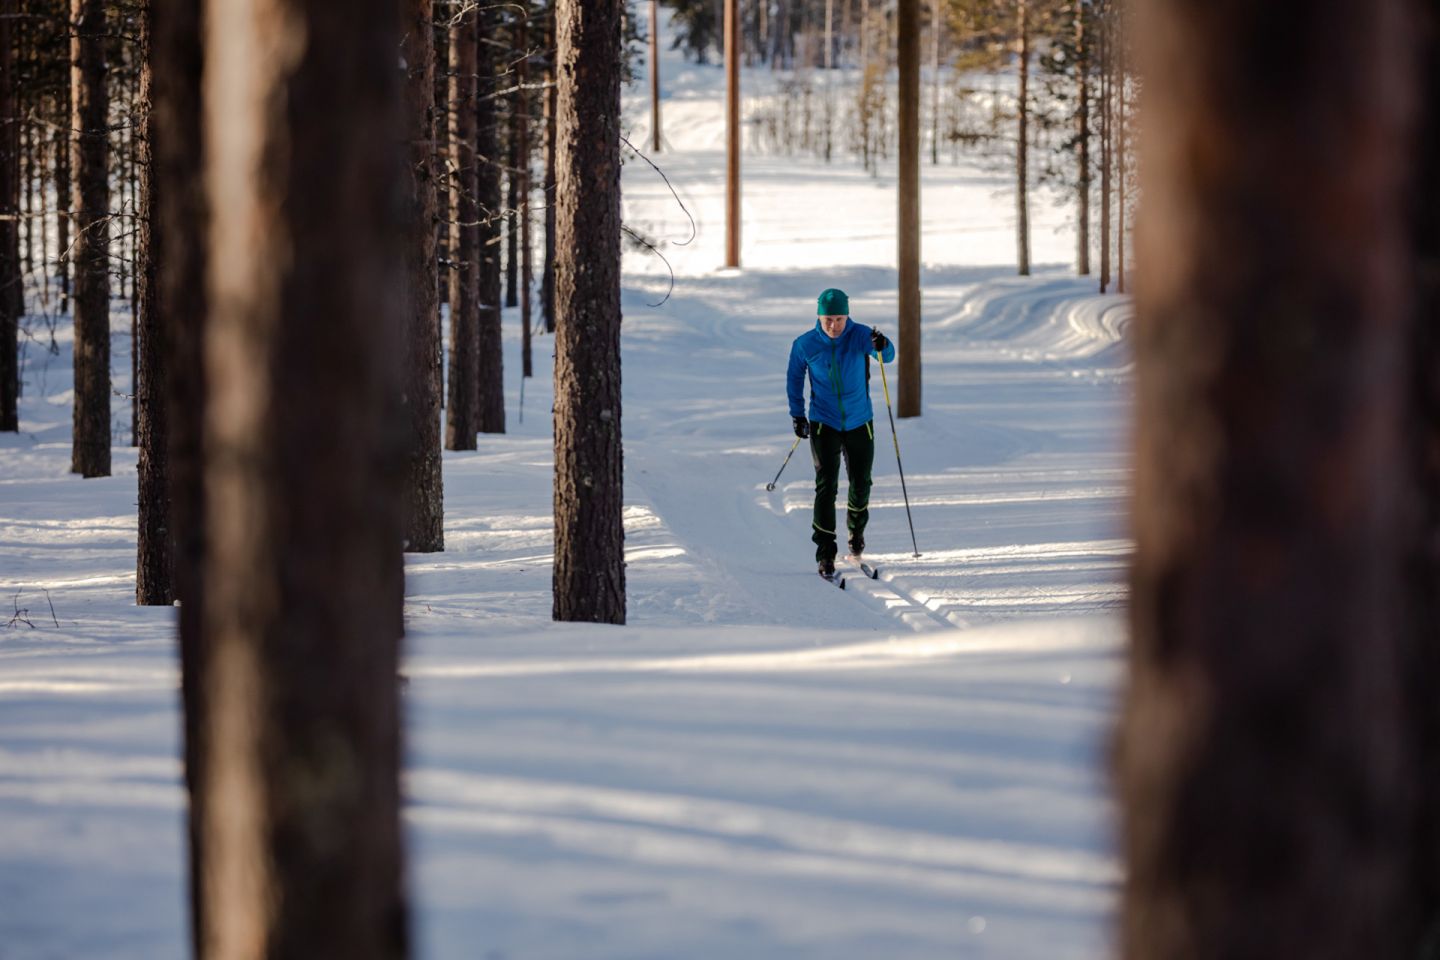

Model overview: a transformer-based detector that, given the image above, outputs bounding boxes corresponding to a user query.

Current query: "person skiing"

[787,288,895,582]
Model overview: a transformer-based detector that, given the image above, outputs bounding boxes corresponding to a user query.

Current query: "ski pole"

[766,436,803,491]
[876,350,920,557]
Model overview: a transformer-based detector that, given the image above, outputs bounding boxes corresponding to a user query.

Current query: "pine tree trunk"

[401,0,444,552]
[1074,0,1090,276]
[517,1,533,379]
[1098,5,1110,295]
[896,0,920,419]
[1119,1,1416,956]
[505,108,518,308]
[55,81,70,312]
[553,0,625,624]
[1014,0,1030,277]
[0,8,19,432]
[197,0,409,953]
[151,0,208,948]
[476,4,505,433]
[1406,4,1440,938]
[71,0,110,478]
[445,3,479,450]
[542,8,557,335]
[136,7,172,606]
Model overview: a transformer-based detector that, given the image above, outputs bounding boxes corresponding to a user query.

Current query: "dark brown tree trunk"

[152,0,207,949]
[136,5,172,607]
[896,0,919,418]
[402,0,444,552]
[1119,1,1416,957]
[1074,0,1090,276]
[1014,0,1029,277]
[724,0,740,267]
[71,0,110,478]
[1406,2,1440,941]
[476,3,505,434]
[1098,3,1110,294]
[445,2,478,450]
[553,0,624,624]
[55,80,70,312]
[505,97,518,308]
[542,6,557,335]
[0,7,19,432]
[196,0,409,954]
[517,1,533,379]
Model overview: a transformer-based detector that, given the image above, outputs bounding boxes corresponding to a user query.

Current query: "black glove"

[870,328,890,353]
[792,416,810,439]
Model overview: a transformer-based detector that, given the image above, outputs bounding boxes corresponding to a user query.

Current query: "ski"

[819,566,846,589]
[845,555,879,580]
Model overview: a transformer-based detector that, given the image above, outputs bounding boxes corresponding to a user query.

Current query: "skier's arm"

[787,341,807,419]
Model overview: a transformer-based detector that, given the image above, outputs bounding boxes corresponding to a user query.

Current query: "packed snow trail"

[0,9,1134,958]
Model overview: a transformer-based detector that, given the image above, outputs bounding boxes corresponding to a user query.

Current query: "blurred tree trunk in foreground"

[196,0,409,954]
[1120,0,1424,957]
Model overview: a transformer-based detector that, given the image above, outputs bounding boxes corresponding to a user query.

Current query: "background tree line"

[665,0,1135,284]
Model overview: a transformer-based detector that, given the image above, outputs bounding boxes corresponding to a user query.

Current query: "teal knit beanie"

[816,288,849,316]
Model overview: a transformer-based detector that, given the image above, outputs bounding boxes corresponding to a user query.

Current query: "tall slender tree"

[553,0,625,624]
[196,0,409,953]
[136,2,172,606]
[1119,0,1416,956]
[541,4,558,334]
[1014,0,1030,277]
[476,1,505,433]
[402,0,444,551]
[1074,0,1090,276]
[0,7,19,432]
[517,0,533,379]
[71,0,110,477]
[152,0,207,948]
[897,0,920,418]
[445,1,479,451]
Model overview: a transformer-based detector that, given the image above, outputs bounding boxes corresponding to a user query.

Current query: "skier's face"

[820,315,847,339]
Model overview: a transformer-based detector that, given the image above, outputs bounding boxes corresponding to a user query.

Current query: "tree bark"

[553,0,625,624]
[445,2,479,450]
[1119,1,1416,956]
[152,0,207,949]
[197,0,409,953]
[476,4,505,433]
[724,0,739,268]
[896,0,920,419]
[401,0,444,552]
[0,8,19,432]
[1099,3,1110,294]
[541,7,557,335]
[1014,0,1030,277]
[1074,0,1090,276]
[136,5,172,606]
[517,1,532,379]
[71,0,110,477]
[650,0,661,152]
[1406,2,1440,940]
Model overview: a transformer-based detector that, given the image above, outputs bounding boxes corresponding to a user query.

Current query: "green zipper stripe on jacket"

[829,337,846,429]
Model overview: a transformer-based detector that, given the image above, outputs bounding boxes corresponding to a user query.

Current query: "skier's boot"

[847,536,865,561]
[818,557,837,582]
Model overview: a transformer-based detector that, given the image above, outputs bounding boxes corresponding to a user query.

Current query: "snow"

[0,11,1133,959]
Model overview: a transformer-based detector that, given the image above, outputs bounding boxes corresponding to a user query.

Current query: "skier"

[787,288,895,583]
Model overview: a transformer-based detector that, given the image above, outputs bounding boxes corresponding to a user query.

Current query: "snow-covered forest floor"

[0,14,1133,959]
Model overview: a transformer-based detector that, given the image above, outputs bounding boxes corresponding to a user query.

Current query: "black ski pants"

[809,419,875,562]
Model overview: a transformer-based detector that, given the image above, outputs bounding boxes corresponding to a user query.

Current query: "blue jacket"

[787,319,896,432]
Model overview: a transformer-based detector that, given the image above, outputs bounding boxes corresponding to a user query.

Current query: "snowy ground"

[0,16,1133,960]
